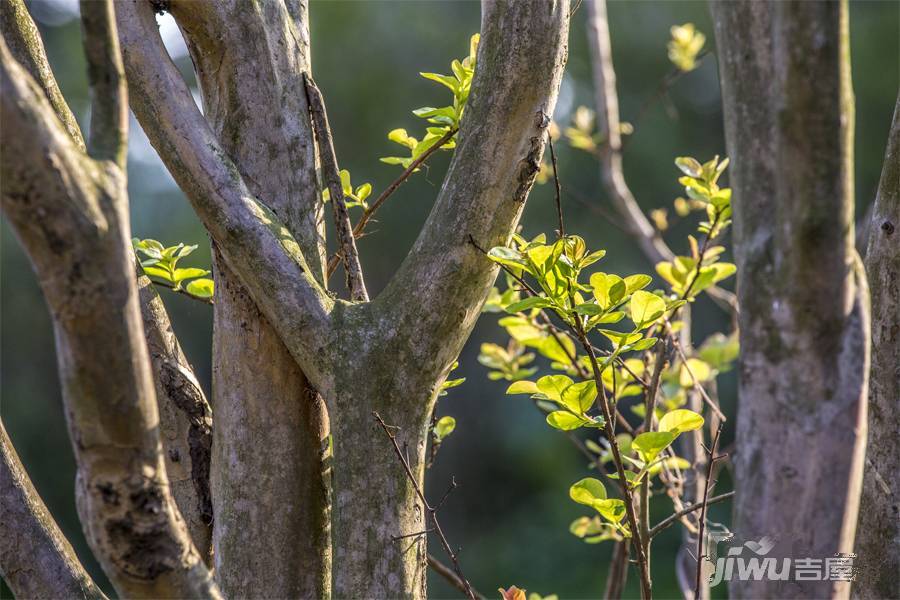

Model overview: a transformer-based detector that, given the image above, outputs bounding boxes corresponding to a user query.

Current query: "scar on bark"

[513,110,552,203]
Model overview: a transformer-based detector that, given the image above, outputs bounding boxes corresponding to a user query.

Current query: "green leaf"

[561,380,597,414]
[628,337,658,352]
[434,416,456,441]
[632,431,677,462]
[675,156,703,177]
[629,290,666,327]
[185,278,214,298]
[173,267,210,282]
[569,477,607,505]
[143,266,173,282]
[536,374,573,403]
[419,71,458,92]
[590,273,626,309]
[506,380,539,395]
[505,296,552,313]
[594,498,627,524]
[658,408,704,434]
[678,358,713,387]
[623,274,653,294]
[487,246,529,271]
[574,303,603,316]
[546,411,588,431]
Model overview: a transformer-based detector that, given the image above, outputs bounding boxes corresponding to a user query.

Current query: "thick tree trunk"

[712,2,870,598]
[855,94,900,599]
[169,2,332,596]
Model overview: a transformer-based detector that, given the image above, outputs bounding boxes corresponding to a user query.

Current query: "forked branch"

[116,0,335,383]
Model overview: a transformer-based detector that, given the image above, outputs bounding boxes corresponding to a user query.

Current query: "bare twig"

[373,412,476,600]
[694,423,726,597]
[649,491,734,539]
[670,338,726,422]
[428,554,486,600]
[304,73,368,301]
[548,136,565,237]
[637,340,668,576]
[586,0,737,316]
[603,540,629,599]
[327,127,457,278]
[578,327,652,600]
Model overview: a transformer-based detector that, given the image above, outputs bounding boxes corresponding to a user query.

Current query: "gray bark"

[0,5,219,594]
[855,93,900,599]
[169,2,333,596]
[138,276,214,563]
[711,2,870,598]
[1,421,107,600]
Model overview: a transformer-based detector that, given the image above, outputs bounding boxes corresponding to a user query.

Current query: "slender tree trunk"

[167,2,332,596]
[712,2,870,598]
[855,93,900,600]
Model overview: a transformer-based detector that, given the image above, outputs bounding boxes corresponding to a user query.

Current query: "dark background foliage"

[2,1,896,598]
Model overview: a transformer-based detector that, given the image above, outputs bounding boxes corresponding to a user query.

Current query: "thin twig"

[694,423,726,597]
[428,554,486,600]
[586,0,737,317]
[548,136,564,237]
[649,491,734,539]
[638,340,668,576]
[670,338,726,422]
[304,73,368,301]
[327,127,458,278]
[578,326,652,600]
[373,412,477,600]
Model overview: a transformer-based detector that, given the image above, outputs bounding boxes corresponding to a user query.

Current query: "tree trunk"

[712,1,870,598]
[168,2,332,596]
[855,93,900,599]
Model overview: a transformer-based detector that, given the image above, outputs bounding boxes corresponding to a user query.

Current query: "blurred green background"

[2,1,897,598]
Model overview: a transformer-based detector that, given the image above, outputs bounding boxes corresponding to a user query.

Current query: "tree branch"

[115,0,335,384]
[368,0,570,376]
[1,421,108,600]
[586,0,737,315]
[0,24,220,598]
[855,91,900,598]
[79,0,127,166]
[137,274,214,561]
[0,0,86,152]
[304,74,368,301]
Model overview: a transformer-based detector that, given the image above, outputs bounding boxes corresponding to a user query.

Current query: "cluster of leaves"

[656,156,734,298]
[477,156,738,548]
[322,169,372,210]
[667,23,706,72]
[381,34,478,169]
[133,239,214,300]
[567,410,703,539]
[562,106,633,155]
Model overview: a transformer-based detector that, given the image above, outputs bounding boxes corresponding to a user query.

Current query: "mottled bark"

[0,0,86,153]
[712,2,870,598]
[0,9,219,595]
[3,3,213,564]
[855,93,900,599]
[1,421,107,600]
[138,276,213,563]
[328,2,570,596]
[168,2,332,595]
